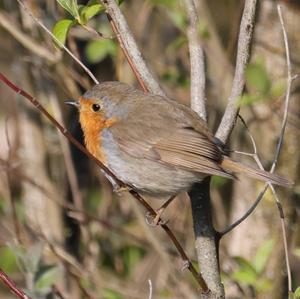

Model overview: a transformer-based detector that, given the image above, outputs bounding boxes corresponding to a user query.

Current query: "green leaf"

[167,36,187,53]
[234,257,257,273]
[103,288,124,299]
[294,248,300,259]
[254,277,272,292]
[237,94,262,106]
[232,256,258,285]
[198,22,210,39]
[211,176,228,188]
[252,239,274,274]
[150,0,176,7]
[79,3,104,25]
[27,243,44,273]
[122,246,144,275]
[168,11,187,30]
[232,268,257,285]
[270,80,286,98]
[13,243,44,274]
[245,62,271,95]
[35,265,62,291]
[294,287,300,299]
[52,19,75,47]
[85,39,117,64]
[0,247,18,274]
[56,0,79,18]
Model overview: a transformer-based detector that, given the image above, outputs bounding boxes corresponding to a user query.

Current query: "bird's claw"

[113,185,132,195]
[145,211,168,226]
[181,260,190,271]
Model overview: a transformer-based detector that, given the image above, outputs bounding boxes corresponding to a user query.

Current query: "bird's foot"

[181,260,190,271]
[113,184,132,195]
[145,211,168,226]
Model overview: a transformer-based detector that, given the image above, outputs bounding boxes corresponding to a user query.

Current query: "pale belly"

[101,130,204,198]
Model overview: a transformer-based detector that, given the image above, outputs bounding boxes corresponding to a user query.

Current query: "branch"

[100,0,165,96]
[220,7,296,292]
[0,268,31,299]
[0,73,208,293]
[216,0,257,143]
[0,11,59,63]
[183,1,222,296]
[16,0,99,85]
[271,5,297,174]
[184,0,206,121]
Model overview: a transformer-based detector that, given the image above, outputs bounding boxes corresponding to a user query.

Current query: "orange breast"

[79,98,117,164]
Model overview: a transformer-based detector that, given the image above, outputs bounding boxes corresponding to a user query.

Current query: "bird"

[65,81,292,202]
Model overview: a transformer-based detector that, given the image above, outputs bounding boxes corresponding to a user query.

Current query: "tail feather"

[221,156,293,188]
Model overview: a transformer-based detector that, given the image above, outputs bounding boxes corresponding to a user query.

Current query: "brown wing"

[153,128,233,178]
[107,90,233,179]
[112,121,233,179]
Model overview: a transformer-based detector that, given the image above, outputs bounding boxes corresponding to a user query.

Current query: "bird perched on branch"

[66,81,292,201]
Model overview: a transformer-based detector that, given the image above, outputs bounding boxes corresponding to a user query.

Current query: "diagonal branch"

[0,73,208,293]
[216,0,257,143]
[0,268,31,299]
[0,11,59,63]
[16,0,99,85]
[100,0,165,96]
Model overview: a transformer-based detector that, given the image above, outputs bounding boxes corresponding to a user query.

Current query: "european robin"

[66,81,291,199]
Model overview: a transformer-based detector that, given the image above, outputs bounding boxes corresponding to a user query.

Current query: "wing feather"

[109,97,231,178]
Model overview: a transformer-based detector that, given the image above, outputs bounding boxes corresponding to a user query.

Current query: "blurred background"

[0,0,299,298]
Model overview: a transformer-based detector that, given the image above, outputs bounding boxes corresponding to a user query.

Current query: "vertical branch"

[184,0,207,121]
[100,0,165,96]
[184,1,221,296]
[216,0,257,143]
[188,178,224,298]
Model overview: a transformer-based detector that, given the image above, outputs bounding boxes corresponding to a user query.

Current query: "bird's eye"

[92,103,100,112]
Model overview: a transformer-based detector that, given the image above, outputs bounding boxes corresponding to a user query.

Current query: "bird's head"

[65,81,135,126]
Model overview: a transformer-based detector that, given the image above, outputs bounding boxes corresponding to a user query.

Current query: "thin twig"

[216,0,257,143]
[81,23,114,40]
[220,5,296,287]
[272,5,297,174]
[184,0,206,121]
[0,73,208,292]
[100,0,165,96]
[0,11,59,62]
[272,5,295,292]
[16,0,99,85]
[148,279,153,299]
[0,268,31,299]
[52,285,68,299]
[219,184,268,236]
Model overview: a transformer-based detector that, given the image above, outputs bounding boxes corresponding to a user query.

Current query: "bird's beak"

[65,100,80,108]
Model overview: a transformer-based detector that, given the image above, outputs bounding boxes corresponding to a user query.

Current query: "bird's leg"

[149,195,176,225]
[102,170,132,194]
[113,184,132,194]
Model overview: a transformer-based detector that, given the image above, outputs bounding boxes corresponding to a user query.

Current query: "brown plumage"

[68,81,292,198]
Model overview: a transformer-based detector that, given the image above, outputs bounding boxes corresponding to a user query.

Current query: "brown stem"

[216,0,258,144]
[100,0,165,96]
[188,178,224,298]
[0,268,31,299]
